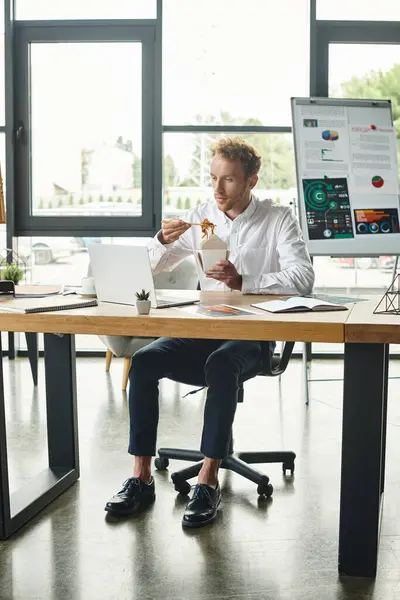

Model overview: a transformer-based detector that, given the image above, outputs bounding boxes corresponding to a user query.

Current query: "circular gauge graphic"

[357,222,368,234]
[380,221,391,233]
[323,229,332,238]
[371,175,384,188]
[303,181,328,211]
[369,222,379,233]
[321,129,339,141]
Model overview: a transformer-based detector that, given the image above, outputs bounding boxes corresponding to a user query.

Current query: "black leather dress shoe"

[182,482,221,528]
[105,477,155,516]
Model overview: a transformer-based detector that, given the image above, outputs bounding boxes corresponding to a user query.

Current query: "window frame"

[12,20,161,237]
[313,20,400,96]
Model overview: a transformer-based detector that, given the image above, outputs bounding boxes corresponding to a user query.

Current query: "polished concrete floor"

[1,353,400,599]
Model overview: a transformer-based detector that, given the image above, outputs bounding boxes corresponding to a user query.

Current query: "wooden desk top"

[345,296,400,344]
[0,287,350,343]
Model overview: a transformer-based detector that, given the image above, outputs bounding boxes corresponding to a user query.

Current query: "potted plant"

[135,289,151,315]
[1,263,24,285]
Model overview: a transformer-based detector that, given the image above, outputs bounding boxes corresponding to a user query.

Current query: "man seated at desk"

[105,137,315,527]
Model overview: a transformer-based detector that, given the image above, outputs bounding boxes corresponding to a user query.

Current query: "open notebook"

[251,297,348,313]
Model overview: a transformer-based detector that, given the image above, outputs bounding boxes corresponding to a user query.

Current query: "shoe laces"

[193,484,214,504]
[121,477,142,494]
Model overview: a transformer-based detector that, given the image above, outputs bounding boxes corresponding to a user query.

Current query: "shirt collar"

[221,193,258,225]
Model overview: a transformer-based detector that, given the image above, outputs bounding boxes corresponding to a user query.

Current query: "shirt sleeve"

[147,223,194,275]
[241,209,315,295]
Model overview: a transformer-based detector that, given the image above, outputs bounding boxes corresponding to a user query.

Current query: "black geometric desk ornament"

[374,274,400,315]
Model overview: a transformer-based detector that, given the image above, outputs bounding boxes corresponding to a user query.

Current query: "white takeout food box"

[198,234,229,273]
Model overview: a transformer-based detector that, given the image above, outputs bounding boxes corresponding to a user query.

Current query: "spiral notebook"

[0,298,98,314]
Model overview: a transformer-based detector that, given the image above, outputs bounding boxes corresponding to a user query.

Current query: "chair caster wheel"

[257,482,273,498]
[154,457,169,470]
[172,478,191,496]
[282,462,295,476]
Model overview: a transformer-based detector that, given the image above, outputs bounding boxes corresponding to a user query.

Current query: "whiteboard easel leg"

[303,342,310,405]
[392,255,399,281]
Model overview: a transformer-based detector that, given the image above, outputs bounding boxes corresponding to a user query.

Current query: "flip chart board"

[291,97,400,256]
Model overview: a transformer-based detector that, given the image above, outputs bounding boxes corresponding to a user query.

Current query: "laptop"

[88,244,199,309]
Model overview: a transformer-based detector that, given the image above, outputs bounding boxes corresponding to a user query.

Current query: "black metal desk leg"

[380,344,389,495]
[0,335,11,538]
[7,332,15,360]
[44,334,79,476]
[339,342,387,577]
[25,332,38,386]
[0,332,79,540]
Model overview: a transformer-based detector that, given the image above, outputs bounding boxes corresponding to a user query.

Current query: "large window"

[313,256,395,292]
[30,42,142,218]
[329,44,400,100]
[162,132,296,216]
[8,1,400,357]
[16,0,157,20]
[13,23,158,235]
[163,0,310,127]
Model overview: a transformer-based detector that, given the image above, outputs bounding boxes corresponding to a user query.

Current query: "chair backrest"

[154,256,198,291]
[263,341,295,377]
[237,341,295,402]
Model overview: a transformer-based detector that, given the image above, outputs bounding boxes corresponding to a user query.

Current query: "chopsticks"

[161,219,202,226]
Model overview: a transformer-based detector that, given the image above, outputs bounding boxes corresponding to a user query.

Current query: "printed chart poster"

[302,178,354,240]
[350,125,399,194]
[299,105,350,173]
[354,208,400,235]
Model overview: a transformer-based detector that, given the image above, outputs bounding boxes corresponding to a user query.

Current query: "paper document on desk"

[251,297,348,313]
[179,304,258,318]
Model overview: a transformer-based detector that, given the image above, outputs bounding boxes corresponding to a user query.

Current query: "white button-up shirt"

[148,194,315,295]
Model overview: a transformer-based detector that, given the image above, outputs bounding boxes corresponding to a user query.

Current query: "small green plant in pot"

[1,263,24,285]
[135,289,151,315]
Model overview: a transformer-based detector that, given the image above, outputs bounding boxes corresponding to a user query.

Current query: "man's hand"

[206,260,243,291]
[159,219,191,245]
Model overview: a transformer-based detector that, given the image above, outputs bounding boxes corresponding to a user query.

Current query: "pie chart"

[321,129,339,141]
[371,175,384,188]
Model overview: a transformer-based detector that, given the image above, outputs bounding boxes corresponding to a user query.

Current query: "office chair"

[155,341,296,498]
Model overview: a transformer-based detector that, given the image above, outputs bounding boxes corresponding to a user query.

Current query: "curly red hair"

[211,137,261,179]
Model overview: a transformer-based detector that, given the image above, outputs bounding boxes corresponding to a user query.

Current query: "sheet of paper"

[178,304,257,318]
[349,125,399,194]
[297,105,351,174]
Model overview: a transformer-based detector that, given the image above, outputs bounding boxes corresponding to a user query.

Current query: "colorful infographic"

[354,208,399,235]
[302,178,354,240]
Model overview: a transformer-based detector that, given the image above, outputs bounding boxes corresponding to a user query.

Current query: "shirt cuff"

[153,230,168,248]
[148,232,170,269]
[241,274,257,294]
